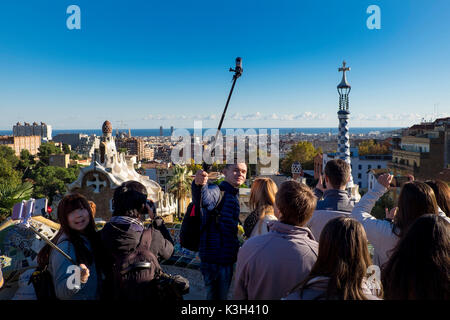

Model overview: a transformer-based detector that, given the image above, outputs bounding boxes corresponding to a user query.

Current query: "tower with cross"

[337,61,354,189]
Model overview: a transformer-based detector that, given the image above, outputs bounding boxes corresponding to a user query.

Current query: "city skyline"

[0,0,449,130]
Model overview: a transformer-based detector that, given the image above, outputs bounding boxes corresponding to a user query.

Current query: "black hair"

[112,181,148,219]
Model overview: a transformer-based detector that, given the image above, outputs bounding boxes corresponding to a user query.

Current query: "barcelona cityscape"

[0,0,449,315]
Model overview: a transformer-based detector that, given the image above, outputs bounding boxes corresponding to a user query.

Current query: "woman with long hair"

[382,214,450,299]
[285,217,380,300]
[243,178,278,238]
[351,174,440,268]
[425,180,450,217]
[37,193,105,300]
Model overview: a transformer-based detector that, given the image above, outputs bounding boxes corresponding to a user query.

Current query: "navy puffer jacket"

[192,180,240,265]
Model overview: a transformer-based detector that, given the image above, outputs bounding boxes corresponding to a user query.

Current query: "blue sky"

[0,0,449,129]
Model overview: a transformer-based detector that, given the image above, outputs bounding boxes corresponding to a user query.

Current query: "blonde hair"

[249,178,278,234]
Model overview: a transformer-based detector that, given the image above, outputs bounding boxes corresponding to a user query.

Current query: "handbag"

[28,265,58,300]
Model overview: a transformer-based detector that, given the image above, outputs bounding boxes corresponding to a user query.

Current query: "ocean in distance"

[0,127,400,137]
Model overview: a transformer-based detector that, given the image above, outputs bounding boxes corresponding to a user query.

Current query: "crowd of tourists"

[2,159,448,300]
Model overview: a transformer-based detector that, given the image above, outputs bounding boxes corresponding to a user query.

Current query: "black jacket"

[100,216,174,264]
[99,216,174,300]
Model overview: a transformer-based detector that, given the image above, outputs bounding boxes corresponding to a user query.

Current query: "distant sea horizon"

[0,127,402,137]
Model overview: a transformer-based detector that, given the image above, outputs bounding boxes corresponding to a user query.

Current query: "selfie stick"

[17,200,76,264]
[202,57,243,172]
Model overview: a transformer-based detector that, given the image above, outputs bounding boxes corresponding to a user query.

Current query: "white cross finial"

[87,173,107,193]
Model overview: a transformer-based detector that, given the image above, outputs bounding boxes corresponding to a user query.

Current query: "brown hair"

[275,180,316,226]
[382,214,450,299]
[425,180,450,217]
[88,201,97,218]
[294,217,376,300]
[249,178,278,233]
[324,159,350,189]
[37,193,101,268]
[394,181,439,237]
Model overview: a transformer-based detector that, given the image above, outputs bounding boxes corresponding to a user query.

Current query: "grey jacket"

[306,209,351,241]
[314,189,355,213]
[233,221,318,300]
[48,233,99,300]
[306,189,355,241]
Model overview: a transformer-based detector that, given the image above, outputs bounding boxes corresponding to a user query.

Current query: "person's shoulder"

[244,232,272,247]
[54,233,71,247]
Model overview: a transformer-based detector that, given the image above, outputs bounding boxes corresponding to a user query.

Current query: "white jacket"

[249,215,277,238]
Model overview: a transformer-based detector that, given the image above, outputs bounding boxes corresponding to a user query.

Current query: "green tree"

[281,141,321,175]
[167,165,193,219]
[0,157,22,186]
[358,140,390,156]
[0,145,19,167]
[370,192,394,220]
[16,149,36,179]
[62,144,71,154]
[0,146,21,186]
[31,166,79,203]
[38,142,62,165]
[0,181,33,223]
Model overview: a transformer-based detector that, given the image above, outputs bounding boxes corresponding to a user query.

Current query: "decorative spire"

[337,61,351,111]
[102,120,113,137]
[337,61,351,89]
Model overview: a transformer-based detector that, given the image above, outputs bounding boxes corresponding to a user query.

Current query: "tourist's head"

[299,217,374,300]
[395,181,439,236]
[382,214,450,300]
[250,178,278,213]
[250,177,278,232]
[324,159,351,190]
[38,193,97,268]
[57,193,96,234]
[275,180,316,227]
[112,180,149,219]
[223,162,247,188]
[425,180,450,217]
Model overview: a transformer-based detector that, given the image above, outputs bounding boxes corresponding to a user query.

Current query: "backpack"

[179,190,225,252]
[113,228,189,301]
[29,265,58,300]
[29,239,70,300]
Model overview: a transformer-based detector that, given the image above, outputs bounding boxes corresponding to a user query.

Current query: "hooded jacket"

[48,233,99,300]
[233,221,318,300]
[100,216,174,266]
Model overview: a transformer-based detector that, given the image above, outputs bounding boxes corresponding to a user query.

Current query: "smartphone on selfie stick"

[11,199,75,264]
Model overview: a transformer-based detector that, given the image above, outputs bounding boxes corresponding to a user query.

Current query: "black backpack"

[29,239,70,300]
[29,265,58,300]
[113,228,189,301]
[179,190,224,252]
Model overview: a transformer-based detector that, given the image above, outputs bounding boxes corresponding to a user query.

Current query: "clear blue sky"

[0,0,449,129]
